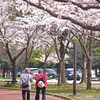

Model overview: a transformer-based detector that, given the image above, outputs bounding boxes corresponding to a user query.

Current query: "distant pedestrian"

[35,68,47,100]
[20,68,33,100]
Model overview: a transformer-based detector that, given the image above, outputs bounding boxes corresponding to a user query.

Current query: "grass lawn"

[0,80,100,100]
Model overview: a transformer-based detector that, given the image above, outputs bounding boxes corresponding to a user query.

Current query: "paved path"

[0,89,66,100]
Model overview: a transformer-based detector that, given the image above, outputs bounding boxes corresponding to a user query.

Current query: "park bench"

[4,80,18,84]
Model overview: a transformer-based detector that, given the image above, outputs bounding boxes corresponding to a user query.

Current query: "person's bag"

[22,75,29,88]
[38,81,45,88]
[38,74,45,88]
[22,81,29,88]
[39,77,44,81]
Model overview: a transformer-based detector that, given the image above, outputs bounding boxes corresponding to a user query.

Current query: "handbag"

[38,74,45,88]
[22,75,29,88]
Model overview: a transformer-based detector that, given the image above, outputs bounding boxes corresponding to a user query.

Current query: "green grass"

[78,89,97,93]
[47,89,73,93]
[0,76,4,79]
[47,76,52,80]
[0,82,100,100]
[97,77,100,81]
[4,83,14,87]
[1,80,100,100]
[0,81,100,94]
[0,76,12,79]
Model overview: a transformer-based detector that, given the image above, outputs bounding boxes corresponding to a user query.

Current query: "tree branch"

[72,2,100,10]
[15,47,26,60]
[23,0,100,31]
[6,43,13,62]
[96,0,100,3]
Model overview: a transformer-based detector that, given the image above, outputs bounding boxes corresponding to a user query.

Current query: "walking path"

[0,89,66,100]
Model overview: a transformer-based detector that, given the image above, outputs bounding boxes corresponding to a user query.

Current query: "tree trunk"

[21,65,23,74]
[87,31,93,90]
[60,41,66,83]
[61,59,66,83]
[99,69,100,77]
[87,57,92,89]
[95,69,97,77]
[44,59,46,74]
[5,42,26,83]
[3,64,5,78]
[25,47,34,68]
[25,49,28,68]
[58,62,62,88]
[12,60,16,82]
[81,54,86,84]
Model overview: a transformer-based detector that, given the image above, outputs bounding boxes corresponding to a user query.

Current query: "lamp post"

[73,42,77,95]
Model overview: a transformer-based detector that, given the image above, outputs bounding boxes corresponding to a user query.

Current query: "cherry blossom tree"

[43,23,74,86]
[1,0,100,89]
[22,0,100,31]
[0,22,46,82]
[0,2,26,81]
[70,26,100,89]
[0,0,47,82]
[40,44,54,73]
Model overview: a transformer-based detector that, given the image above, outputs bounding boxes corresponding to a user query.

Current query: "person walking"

[20,68,33,100]
[35,68,47,100]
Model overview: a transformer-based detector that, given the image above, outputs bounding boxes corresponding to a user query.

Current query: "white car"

[86,69,95,79]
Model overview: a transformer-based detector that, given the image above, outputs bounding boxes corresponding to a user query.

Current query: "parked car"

[77,70,82,78]
[65,69,80,80]
[56,68,80,80]
[86,69,95,79]
[23,68,38,77]
[17,72,21,77]
[44,68,56,79]
[77,69,96,79]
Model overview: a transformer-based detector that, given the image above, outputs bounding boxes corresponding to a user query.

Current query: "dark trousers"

[35,86,46,100]
[22,90,30,100]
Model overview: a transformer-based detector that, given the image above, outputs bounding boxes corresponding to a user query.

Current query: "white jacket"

[20,73,33,90]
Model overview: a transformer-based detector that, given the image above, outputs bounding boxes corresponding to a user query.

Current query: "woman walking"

[20,68,33,100]
[35,68,47,100]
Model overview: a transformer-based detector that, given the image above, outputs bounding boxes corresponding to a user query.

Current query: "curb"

[31,90,73,100]
[45,92,75,100]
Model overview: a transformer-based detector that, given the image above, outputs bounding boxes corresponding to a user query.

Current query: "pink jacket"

[20,73,33,90]
[35,73,47,88]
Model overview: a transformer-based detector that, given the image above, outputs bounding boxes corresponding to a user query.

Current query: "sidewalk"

[0,89,66,100]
